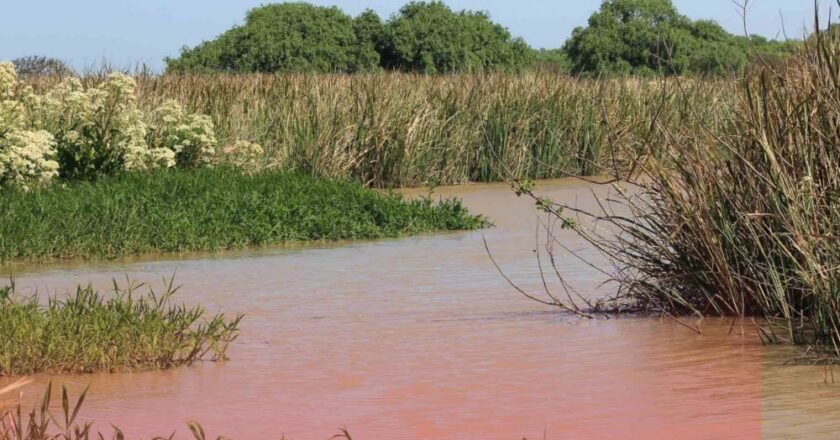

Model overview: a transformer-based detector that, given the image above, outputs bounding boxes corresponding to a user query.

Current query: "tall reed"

[27,73,736,188]
[523,23,840,357]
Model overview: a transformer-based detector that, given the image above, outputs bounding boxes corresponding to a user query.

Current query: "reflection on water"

[2,179,839,439]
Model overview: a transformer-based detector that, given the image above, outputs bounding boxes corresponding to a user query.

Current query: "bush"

[563,0,793,75]
[166,3,377,73]
[0,63,60,188]
[166,1,531,74]
[0,62,257,186]
[11,56,74,78]
[379,1,532,73]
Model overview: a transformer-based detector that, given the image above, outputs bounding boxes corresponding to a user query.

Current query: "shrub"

[166,3,375,73]
[11,56,74,78]
[221,140,264,172]
[379,1,532,73]
[563,0,793,75]
[146,99,216,168]
[0,62,252,186]
[0,62,60,188]
[0,130,59,188]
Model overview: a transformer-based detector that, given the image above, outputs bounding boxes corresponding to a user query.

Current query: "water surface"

[3,179,839,439]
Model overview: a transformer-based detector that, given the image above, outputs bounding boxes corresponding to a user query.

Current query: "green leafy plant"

[0,278,242,375]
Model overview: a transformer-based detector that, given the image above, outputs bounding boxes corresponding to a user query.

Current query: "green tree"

[563,0,791,76]
[166,3,373,73]
[351,9,386,72]
[379,1,532,73]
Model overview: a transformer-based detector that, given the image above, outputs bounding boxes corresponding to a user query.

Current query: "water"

[2,179,839,439]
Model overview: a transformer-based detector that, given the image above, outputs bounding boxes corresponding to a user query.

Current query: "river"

[2,179,839,439]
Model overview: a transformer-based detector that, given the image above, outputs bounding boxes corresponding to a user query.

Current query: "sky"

[0,1,834,71]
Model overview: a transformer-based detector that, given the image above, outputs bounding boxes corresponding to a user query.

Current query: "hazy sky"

[0,1,833,71]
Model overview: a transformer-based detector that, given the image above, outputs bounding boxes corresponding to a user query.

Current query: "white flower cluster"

[28,73,177,172]
[222,140,265,173]
[0,61,263,188]
[0,62,59,188]
[147,99,217,168]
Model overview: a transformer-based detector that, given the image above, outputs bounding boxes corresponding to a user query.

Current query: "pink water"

[3,179,839,439]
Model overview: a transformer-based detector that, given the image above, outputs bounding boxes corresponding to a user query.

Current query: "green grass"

[0,168,488,262]
[0,279,242,375]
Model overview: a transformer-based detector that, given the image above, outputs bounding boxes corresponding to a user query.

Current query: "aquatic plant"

[516,17,840,359]
[0,278,242,375]
[1,384,360,439]
[0,168,487,262]
[30,71,730,188]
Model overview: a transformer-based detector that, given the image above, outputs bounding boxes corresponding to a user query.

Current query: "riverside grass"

[0,168,487,262]
[0,279,242,376]
[27,72,737,188]
[523,24,840,358]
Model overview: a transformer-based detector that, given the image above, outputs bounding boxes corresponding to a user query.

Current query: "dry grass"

[27,72,736,188]
[514,21,840,359]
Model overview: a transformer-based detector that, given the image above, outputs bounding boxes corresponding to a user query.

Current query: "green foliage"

[166,1,531,74]
[0,168,488,261]
[532,48,570,71]
[166,3,379,73]
[564,0,794,75]
[0,279,242,375]
[379,1,532,73]
[352,9,387,71]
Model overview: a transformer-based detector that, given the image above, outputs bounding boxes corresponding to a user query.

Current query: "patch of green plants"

[0,278,242,375]
[523,22,840,360]
[0,168,487,262]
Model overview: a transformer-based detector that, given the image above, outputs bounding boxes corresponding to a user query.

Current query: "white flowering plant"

[146,99,216,168]
[0,62,60,188]
[221,140,265,173]
[0,61,262,188]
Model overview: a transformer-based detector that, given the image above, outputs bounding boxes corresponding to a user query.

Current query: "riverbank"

[0,168,487,262]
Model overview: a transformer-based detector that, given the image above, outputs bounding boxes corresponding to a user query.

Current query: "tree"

[12,56,74,77]
[351,9,386,72]
[563,0,791,76]
[166,3,373,73]
[379,1,531,73]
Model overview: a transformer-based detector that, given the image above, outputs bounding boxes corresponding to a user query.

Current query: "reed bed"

[0,279,241,375]
[27,72,737,188]
[521,24,840,358]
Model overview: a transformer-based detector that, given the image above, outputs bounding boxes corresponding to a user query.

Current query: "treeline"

[165,2,531,74]
[164,0,798,76]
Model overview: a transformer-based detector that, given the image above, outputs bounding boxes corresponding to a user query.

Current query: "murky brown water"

[3,179,840,439]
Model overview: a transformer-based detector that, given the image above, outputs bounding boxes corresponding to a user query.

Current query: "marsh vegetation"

[0,278,241,375]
